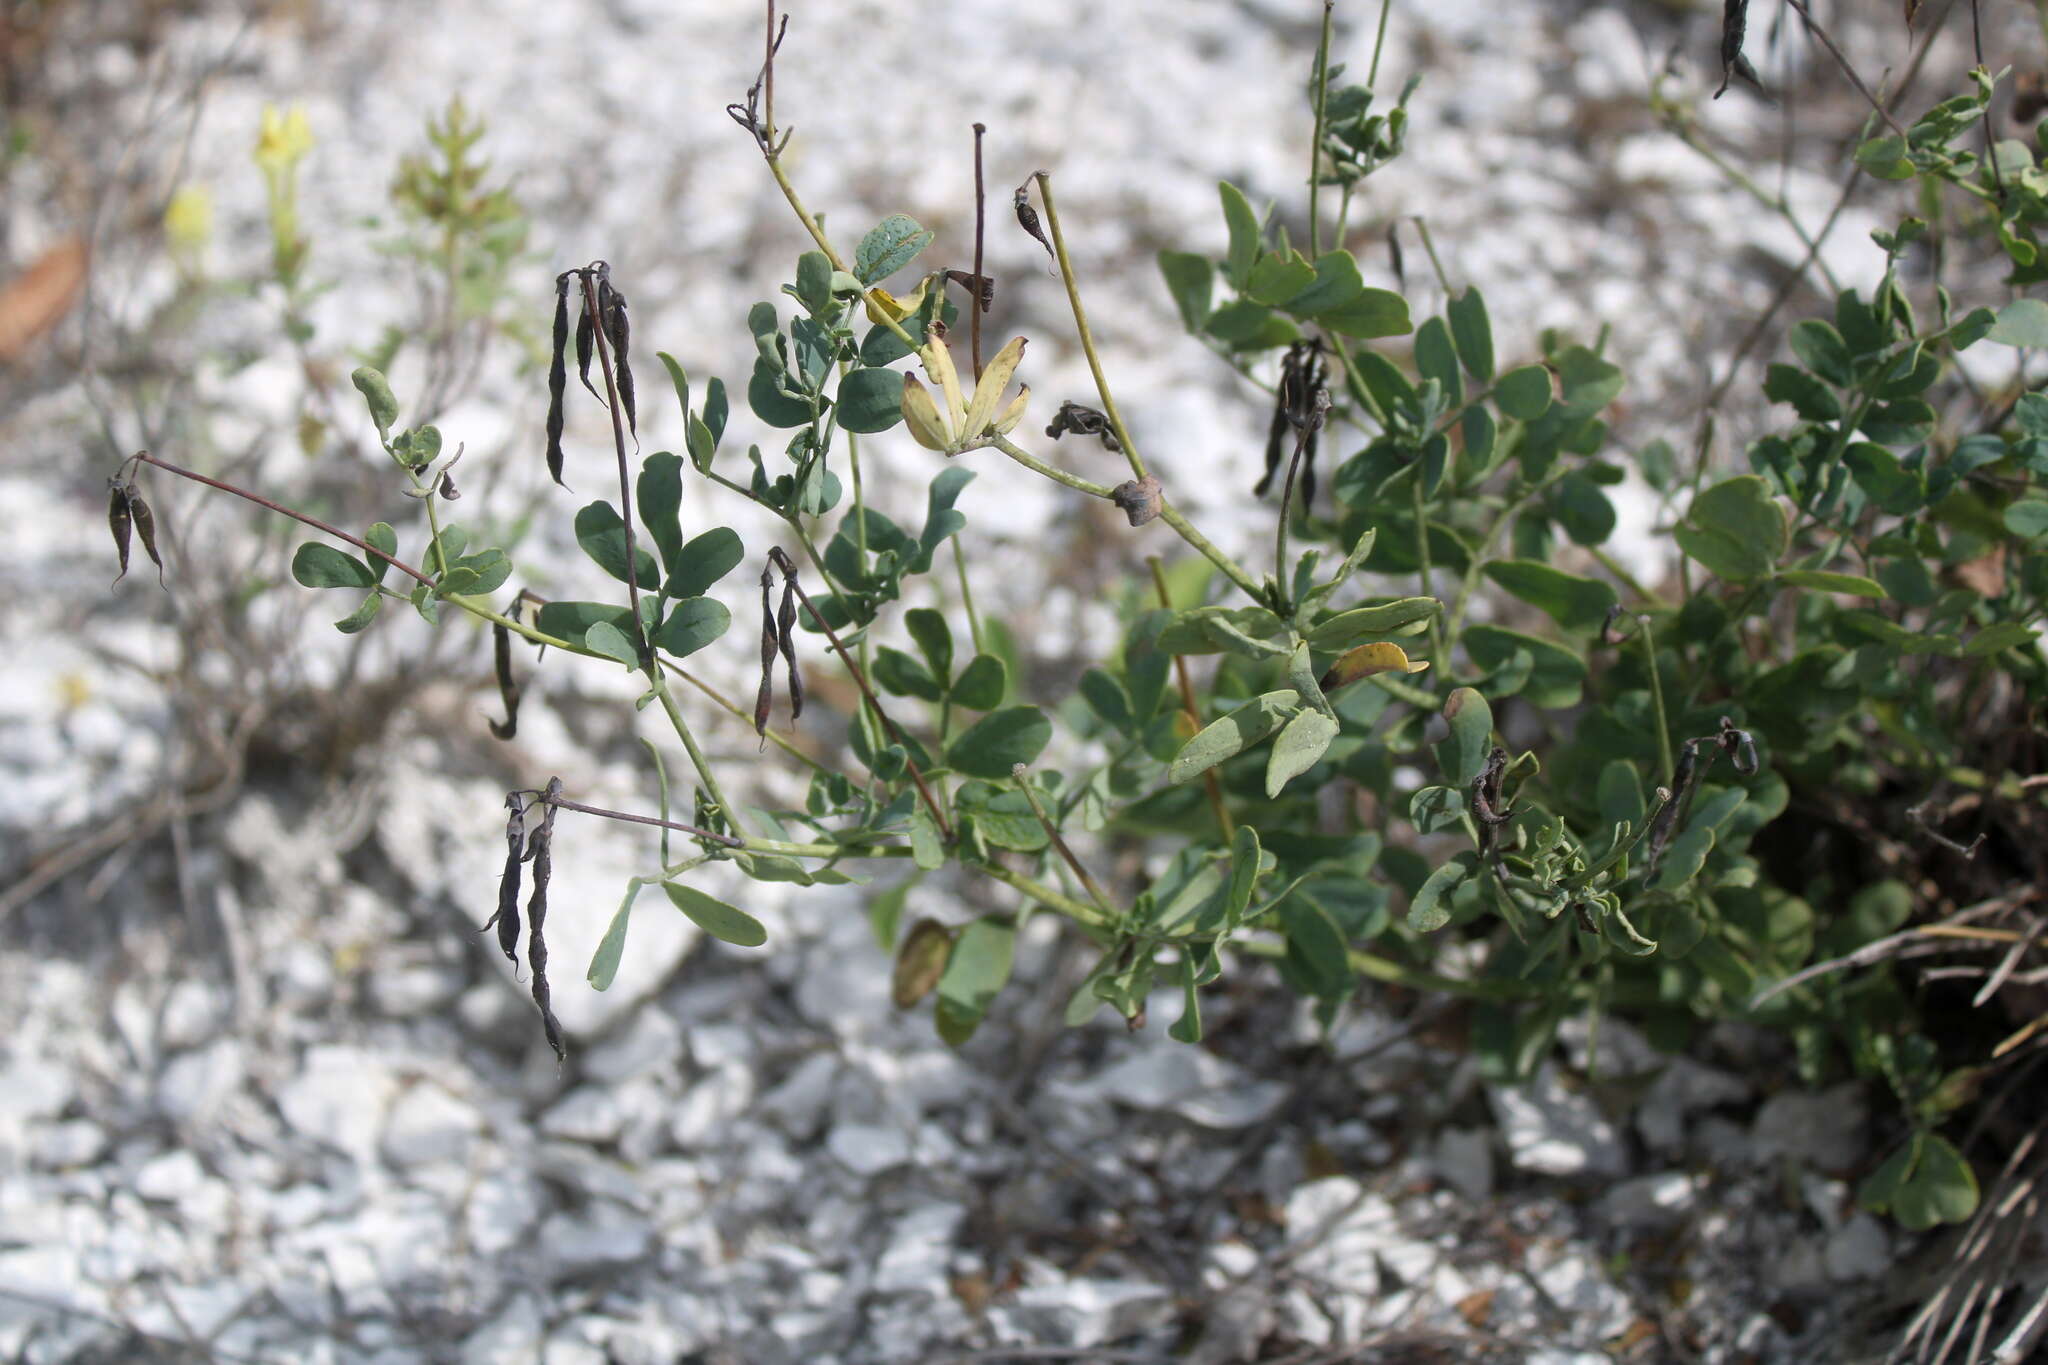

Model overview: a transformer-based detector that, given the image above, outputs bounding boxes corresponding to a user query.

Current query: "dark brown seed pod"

[601,280,636,437]
[754,564,777,741]
[945,269,995,312]
[546,273,570,487]
[776,572,802,724]
[485,793,525,965]
[574,303,596,402]
[489,620,521,740]
[1720,716,1759,775]
[438,472,461,500]
[1014,182,1056,270]
[1387,224,1406,291]
[107,480,133,584]
[1112,475,1163,527]
[1045,400,1120,451]
[526,778,565,1062]
[1645,739,1701,866]
[129,491,164,585]
[1715,0,1760,99]
[1258,341,1329,508]
[1471,746,1514,827]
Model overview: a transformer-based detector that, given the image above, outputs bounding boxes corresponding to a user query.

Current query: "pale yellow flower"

[254,104,314,174]
[164,185,212,260]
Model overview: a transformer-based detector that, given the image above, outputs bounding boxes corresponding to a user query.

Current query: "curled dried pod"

[600,277,635,436]
[485,792,525,965]
[945,268,995,312]
[1111,475,1163,527]
[546,273,571,486]
[488,620,521,741]
[775,568,802,724]
[1013,180,1056,270]
[526,778,566,1061]
[754,565,777,741]
[1471,745,1514,827]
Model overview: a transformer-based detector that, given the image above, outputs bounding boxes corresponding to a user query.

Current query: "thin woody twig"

[541,791,745,847]
[131,451,434,586]
[1011,762,1116,915]
[971,122,987,382]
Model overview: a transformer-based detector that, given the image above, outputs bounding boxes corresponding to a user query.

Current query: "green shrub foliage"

[114,17,2048,1234]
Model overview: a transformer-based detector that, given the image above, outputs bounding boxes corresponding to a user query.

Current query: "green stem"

[740,836,914,860]
[1367,0,1394,87]
[1030,171,1147,483]
[1412,215,1453,295]
[1309,1,1335,259]
[953,538,987,655]
[983,433,1118,497]
[1587,544,1663,607]
[1239,936,1540,1000]
[1412,465,1446,665]
[1012,767,1117,916]
[651,677,751,838]
[978,860,1116,932]
[1640,624,1674,790]
[1156,500,1269,604]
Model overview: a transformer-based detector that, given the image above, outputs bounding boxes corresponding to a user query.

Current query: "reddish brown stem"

[131,451,435,587]
[541,792,744,848]
[971,121,987,382]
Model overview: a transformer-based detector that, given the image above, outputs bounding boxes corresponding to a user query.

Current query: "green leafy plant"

[108,1,2046,1243]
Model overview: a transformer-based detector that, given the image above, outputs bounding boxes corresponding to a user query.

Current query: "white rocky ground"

[1,0,2029,1360]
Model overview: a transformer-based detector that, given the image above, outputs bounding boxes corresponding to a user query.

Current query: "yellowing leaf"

[864,279,927,326]
[1319,641,1429,691]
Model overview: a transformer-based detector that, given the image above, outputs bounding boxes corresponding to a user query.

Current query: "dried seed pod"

[546,273,571,487]
[108,478,165,587]
[1256,341,1329,508]
[1715,0,1760,99]
[526,778,565,1061]
[107,480,133,584]
[1044,399,1120,451]
[945,269,995,312]
[1387,224,1406,292]
[1471,746,1513,827]
[1111,475,1163,527]
[129,492,163,585]
[489,620,521,740]
[601,279,636,436]
[1720,716,1759,775]
[484,793,525,965]
[1014,182,1056,270]
[776,571,802,724]
[1645,739,1701,867]
[754,565,777,741]
[574,269,600,403]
